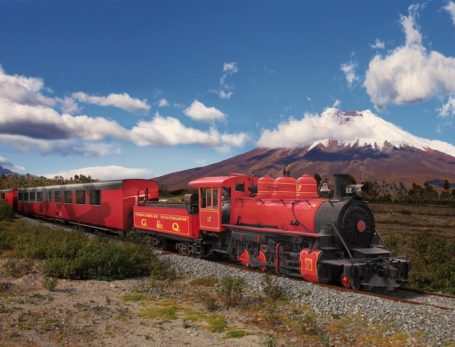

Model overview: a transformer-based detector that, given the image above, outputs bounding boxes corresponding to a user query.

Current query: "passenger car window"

[89,190,101,205]
[30,192,36,202]
[76,190,86,204]
[37,192,43,202]
[55,191,62,203]
[64,191,73,204]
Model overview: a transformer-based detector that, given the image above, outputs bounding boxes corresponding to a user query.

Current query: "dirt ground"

[0,258,289,347]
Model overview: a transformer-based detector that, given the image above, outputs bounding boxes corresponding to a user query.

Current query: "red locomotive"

[6,173,410,290]
[133,173,409,290]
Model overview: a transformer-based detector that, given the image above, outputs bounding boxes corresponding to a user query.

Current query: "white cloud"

[0,66,54,106]
[43,165,153,181]
[157,98,169,107]
[72,92,150,113]
[0,67,248,157]
[58,96,79,114]
[364,4,455,108]
[0,98,129,141]
[370,39,385,49]
[183,100,226,122]
[223,62,238,73]
[131,112,248,147]
[213,62,239,99]
[256,107,455,157]
[340,62,358,87]
[0,155,25,172]
[0,134,121,157]
[401,4,423,46]
[438,96,455,118]
[444,1,455,25]
[332,99,342,108]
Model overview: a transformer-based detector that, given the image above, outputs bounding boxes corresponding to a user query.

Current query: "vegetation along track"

[17,213,455,312]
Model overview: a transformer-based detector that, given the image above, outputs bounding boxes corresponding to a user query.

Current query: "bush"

[262,274,284,302]
[0,219,166,281]
[42,276,58,291]
[4,258,34,277]
[207,314,227,333]
[407,234,455,294]
[218,276,245,308]
[0,201,14,221]
[43,239,160,280]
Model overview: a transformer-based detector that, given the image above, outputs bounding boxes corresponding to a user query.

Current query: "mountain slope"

[156,109,455,191]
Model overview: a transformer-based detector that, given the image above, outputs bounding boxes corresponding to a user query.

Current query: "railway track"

[213,259,455,311]
[16,214,455,311]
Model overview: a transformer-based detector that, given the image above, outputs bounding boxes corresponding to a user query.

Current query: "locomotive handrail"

[222,224,320,238]
[329,223,354,264]
[291,202,310,232]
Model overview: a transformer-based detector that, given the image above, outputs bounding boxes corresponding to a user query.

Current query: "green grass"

[139,301,178,321]
[122,293,145,302]
[225,328,250,338]
[190,276,219,287]
[0,219,168,281]
[207,314,227,333]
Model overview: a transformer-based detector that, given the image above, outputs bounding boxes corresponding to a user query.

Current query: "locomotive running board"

[222,224,320,238]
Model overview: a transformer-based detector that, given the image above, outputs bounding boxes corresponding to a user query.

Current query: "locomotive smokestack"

[333,174,351,200]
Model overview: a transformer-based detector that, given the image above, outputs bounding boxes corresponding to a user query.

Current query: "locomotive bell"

[319,181,330,194]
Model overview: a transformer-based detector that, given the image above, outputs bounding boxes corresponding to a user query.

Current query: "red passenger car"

[0,188,18,210]
[17,179,158,231]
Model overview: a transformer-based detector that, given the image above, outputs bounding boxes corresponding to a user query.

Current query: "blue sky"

[1,1,455,179]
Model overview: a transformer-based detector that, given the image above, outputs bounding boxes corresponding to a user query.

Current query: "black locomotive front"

[314,174,410,290]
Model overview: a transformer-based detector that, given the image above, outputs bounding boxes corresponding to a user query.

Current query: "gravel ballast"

[157,252,455,345]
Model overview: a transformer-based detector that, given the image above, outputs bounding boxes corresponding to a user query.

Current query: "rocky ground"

[1,215,454,346]
[2,251,453,346]
[160,253,455,345]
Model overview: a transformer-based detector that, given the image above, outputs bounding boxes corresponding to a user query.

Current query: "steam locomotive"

[1,173,410,290]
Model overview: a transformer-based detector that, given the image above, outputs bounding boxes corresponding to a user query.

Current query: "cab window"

[200,188,220,209]
[213,188,219,208]
[201,188,207,208]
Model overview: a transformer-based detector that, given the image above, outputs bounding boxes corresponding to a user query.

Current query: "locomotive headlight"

[346,184,364,198]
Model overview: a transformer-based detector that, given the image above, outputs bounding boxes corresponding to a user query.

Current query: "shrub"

[207,314,227,333]
[262,274,284,302]
[43,239,159,280]
[4,258,34,278]
[42,276,58,291]
[407,234,455,294]
[218,276,245,308]
[0,201,14,221]
[1,219,167,281]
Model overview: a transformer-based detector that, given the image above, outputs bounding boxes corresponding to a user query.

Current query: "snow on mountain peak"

[257,108,455,157]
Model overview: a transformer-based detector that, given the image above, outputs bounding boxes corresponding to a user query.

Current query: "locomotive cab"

[189,175,257,232]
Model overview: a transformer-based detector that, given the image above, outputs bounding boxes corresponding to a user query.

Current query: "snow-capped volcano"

[257,108,455,157]
[157,108,455,191]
